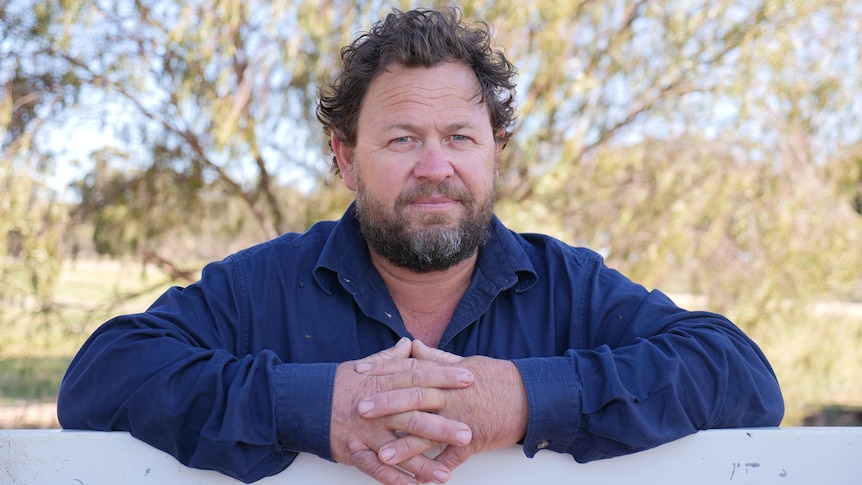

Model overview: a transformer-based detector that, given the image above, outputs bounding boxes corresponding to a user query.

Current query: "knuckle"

[410,387,424,408]
[356,457,398,485]
[411,459,440,482]
[406,410,424,434]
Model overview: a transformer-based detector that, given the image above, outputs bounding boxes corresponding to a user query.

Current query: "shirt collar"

[313,202,537,295]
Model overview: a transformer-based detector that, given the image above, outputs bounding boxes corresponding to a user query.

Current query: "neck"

[369,249,477,347]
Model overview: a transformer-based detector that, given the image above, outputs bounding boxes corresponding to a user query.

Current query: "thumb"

[355,337,412,372]
[412,339,463,364]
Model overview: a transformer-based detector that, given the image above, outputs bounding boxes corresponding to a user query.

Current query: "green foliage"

[521,135,862,331]
[1,1,71,314]
[0,162,67,308]
[49,0,394,249]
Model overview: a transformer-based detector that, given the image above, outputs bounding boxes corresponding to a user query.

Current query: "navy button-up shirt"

[58,205,784,483]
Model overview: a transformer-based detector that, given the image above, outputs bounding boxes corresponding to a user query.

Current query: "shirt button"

[537,440,550,449]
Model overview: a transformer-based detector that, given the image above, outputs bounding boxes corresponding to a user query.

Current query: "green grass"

[0,357,71,404]
[0,259,180,414]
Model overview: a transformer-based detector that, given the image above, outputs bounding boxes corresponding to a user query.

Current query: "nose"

[413,141,454,183]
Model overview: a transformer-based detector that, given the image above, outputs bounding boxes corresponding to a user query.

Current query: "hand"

[356,340,529,474]
[330,338,475,485]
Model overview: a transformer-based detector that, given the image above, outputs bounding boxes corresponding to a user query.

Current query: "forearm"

[512,321,784,462]
[58,319,336,483]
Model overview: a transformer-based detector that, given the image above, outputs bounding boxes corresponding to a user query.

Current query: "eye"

[387,136,417,151]
[447,134,475,145]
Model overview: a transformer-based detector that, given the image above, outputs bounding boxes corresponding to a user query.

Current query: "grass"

[0,357,72,404]
[756,313,862,424]
[0,259,178,424]
[1,258,860,427]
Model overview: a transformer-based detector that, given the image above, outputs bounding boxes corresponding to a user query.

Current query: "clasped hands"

[330,338,528,485]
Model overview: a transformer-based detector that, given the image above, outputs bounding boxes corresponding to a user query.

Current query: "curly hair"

[316,7,517,174]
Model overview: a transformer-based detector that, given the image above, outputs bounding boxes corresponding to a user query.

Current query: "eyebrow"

[383,121,478,133]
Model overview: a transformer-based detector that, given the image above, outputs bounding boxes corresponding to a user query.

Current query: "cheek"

[460,157,497,193]
[358,164,409,199]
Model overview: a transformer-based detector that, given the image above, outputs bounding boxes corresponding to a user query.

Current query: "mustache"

[395,182,473,208]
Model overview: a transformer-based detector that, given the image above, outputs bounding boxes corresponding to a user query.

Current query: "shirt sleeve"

[511,257,784,462]
[57,257,337,484]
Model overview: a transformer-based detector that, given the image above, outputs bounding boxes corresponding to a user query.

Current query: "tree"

[53,0,366,264]
[1,0,74,316]
[464,0,862,327]
[5,0,862,421]
[9,0,862,312]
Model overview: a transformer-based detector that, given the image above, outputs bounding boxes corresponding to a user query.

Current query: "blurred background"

[2,0,861,429]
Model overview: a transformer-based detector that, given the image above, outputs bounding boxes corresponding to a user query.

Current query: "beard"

[354,176,495,273]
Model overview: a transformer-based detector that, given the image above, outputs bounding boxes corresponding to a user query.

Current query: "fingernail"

[379,446,396,462]
[457,370,474,384]
[456,429,471,445]
[357,400,374,415]
[355,362,371,373]
[433,469,450,483]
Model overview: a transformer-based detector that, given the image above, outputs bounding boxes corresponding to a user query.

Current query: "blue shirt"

[58,205,784,483]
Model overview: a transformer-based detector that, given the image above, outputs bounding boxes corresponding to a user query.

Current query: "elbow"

[56,365,110,431]
[760,377,785,426]
[719,370,785,429]
[750,353,785,427]
[56,374,87,429]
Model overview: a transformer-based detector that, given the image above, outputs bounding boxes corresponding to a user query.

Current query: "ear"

[495,129,508,152]
[331,132,357,191]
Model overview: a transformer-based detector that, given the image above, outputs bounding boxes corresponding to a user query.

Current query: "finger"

[358,363,474,393]
[393,450,452,484]
[379,434,440,464]
[356,354,434,375]
[433,444,473,473]
[358,338,413,369]
[356,428,452,485]
[391,365,474,389]
[347,438,421,485]
[411,339,463,364]
[378,431,459,468]
[357,349,465,376]
[359,386,449,418]
[384,411,472,447]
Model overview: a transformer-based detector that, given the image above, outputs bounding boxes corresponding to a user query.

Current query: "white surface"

[1,427,861,484]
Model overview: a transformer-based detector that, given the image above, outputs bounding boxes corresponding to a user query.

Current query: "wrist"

[467,357,529,446]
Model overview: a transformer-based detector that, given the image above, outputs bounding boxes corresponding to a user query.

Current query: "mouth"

[398,182,470,213]
[408,196,461,211]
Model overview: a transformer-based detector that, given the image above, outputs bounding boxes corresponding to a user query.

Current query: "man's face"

[334,62,500,272]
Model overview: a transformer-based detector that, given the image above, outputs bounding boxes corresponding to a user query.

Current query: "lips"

[396,183,471,209]
[410,196,460,208]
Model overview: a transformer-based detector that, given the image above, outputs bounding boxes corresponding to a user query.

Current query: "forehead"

[358,62,489,127]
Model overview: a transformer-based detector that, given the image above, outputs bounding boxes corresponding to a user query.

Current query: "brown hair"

[317,7,517,174]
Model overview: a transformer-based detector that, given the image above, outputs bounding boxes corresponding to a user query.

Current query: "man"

[58,7,784,485]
